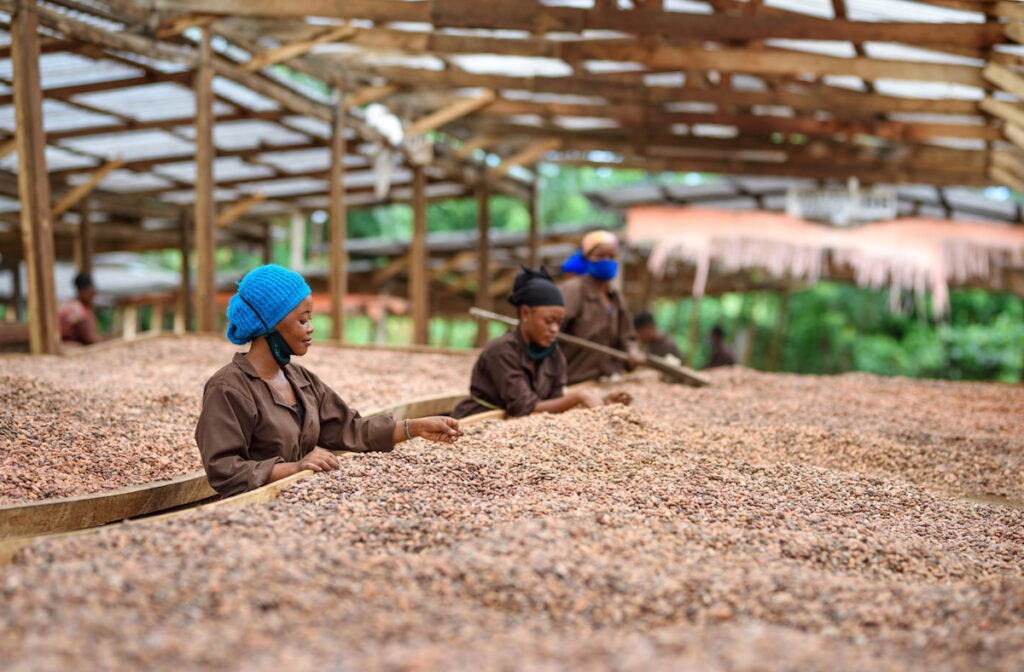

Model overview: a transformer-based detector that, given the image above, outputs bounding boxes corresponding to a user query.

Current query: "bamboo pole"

[12,0,59,354]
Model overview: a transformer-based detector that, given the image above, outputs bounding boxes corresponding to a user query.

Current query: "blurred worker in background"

[633,311,684,362]
[559,230,645,384]
[59,272,104,345]
[452,266,630,419]
[706,324,736,368]
[196,264,462,497]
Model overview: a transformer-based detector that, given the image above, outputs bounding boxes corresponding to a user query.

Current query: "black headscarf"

[508,265,564,308]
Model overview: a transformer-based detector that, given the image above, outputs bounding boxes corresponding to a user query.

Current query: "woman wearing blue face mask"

[558,231,646,385]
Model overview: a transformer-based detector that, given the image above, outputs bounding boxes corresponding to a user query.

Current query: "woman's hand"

[626,348,646,370]
[297,447,341,473]
[578,390,604,408]
[604,391,632,406]
[409,416,463,444]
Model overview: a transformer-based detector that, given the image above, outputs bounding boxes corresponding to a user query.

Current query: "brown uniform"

[195,353,395,497]
[648,332,684,360]
[451,328,567,419]
[558,275,638,385]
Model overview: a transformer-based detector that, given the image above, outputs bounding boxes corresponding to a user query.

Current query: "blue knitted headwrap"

[226,265,312,345]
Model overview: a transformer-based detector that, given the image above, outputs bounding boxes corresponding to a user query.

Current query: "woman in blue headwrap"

[559,230,645,385]
[195,264,462,497]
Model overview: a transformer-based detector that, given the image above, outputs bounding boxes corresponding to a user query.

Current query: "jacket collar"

[581,275,617,302]
[231,351,311,388]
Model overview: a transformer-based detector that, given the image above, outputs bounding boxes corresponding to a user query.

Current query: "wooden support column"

[328,98,348,342]
[768,291,791,372]
[75,199,93,276]
[475,184,491,348]
[686,297,703,368]
[12,0,59,354]
[262,221,273,265]
[289,212,306,271]
[410,165,429,345]
[528,182,540,269]
[175,212,192,335]
[193,26,217,334]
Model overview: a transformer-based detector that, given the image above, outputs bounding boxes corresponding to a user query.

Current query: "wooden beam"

[241,24,355,73]
[156,13,219,39]
[410,165,429,345]
[557,42,986,88]
[404,90,496,137]
[1005,123,1024,153]
[176,212,192,334]
[475,183,490,348]
[76,199,93,276]
[489,138,561,179]
[990,165,1024,194]
[154,0,1003,48]
[12,0,59,355]
[429,249,478,281]
[980,97,1024,130]
[51,157,124,217]
[455,134,499,159]
[215,192,266,227]
[346,83,399,108]
[0,138,18,160]
[982,63,1024,99]
[194,27,217,334]
[528,183,539,270]
[328,99,348,341]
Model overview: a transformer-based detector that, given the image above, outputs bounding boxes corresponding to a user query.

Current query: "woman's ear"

[519,305,531,322]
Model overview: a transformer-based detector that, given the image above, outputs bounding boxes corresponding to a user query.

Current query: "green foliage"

[651,283,1024,383]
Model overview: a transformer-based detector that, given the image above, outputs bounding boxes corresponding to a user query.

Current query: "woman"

[559,230,645,385]
[451,266,630,419]
[196,264,462,497]
[59,272,104,345]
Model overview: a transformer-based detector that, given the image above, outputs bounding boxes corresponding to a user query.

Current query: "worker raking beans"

[195,264,462,497]
[559,230,646,384]
[452,265,630,419]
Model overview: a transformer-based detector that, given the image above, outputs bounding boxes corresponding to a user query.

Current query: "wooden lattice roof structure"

[6,0,1024,352]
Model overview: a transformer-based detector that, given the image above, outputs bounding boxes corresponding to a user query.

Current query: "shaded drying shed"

[3,0,1024,352]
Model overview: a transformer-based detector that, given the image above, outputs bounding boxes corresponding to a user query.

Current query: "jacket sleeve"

[309,373,396,453]
[493,347,542,417]
[195,380,279,497]
[616,293,639,352]
[560,280,581,332]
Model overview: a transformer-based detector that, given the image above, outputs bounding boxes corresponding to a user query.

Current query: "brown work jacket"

[195,353,395,497]
[451,328,567,419]
[648,332,684,360]
[558,275,638,385]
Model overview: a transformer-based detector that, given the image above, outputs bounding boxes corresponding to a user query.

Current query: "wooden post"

[475,184,491,347]
[410,165,429,345]
[76,199,93,277]
[193,26,217,334]
[768,291,791,372]
[528,182,540,269]
[328,97,348,342]
[12,0,59,354]
[739,292,756,367]
[289,212,306,271]
[175,212,192,335]
[262,221,273,265]
[686,296,703,368]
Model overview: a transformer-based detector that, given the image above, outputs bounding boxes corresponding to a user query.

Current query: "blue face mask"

[525,341,557,361]
[587,259,619,281]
